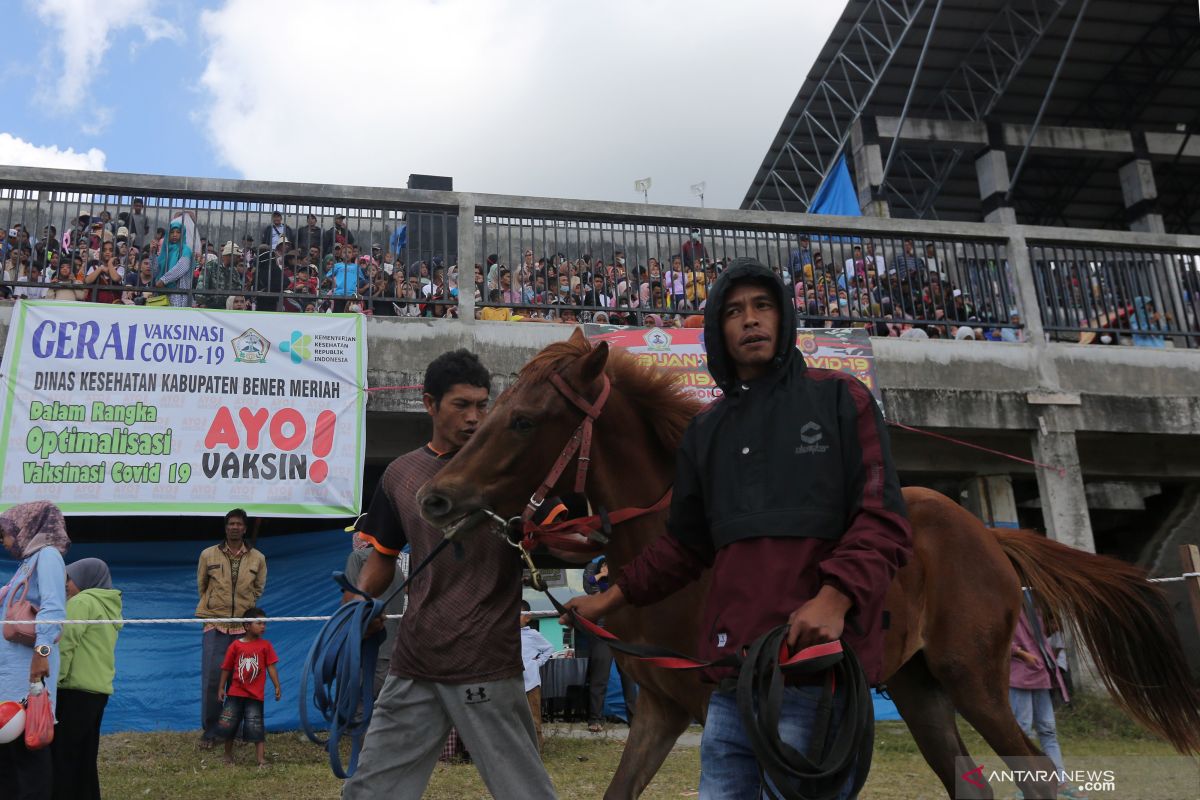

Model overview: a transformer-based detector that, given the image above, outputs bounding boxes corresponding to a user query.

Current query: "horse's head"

[418,329,613,563]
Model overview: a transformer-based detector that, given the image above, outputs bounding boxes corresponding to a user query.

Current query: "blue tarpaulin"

[1,529,350,734]
[2,525,903,732]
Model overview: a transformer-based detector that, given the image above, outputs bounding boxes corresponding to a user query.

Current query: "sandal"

[587,722,603,733]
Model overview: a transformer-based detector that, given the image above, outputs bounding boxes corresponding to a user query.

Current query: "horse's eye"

[511,416,535,432]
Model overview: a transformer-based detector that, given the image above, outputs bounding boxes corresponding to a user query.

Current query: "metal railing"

[2,166,1200,348]
[1028,239,1200,348]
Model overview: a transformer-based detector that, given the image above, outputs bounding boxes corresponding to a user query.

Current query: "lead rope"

[300,537,452,779]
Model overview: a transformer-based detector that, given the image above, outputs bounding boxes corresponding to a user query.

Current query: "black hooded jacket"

[616,258,913,684]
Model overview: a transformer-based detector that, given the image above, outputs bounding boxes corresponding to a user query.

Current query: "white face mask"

[617,257,625,266]
[690,232,699,241]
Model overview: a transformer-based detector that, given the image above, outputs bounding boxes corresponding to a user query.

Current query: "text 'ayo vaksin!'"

[203,406,339,484]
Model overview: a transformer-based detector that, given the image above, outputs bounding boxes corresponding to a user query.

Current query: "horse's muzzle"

[419,490,454,522]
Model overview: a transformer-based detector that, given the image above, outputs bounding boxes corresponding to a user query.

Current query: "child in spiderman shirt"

[214,607,281,767]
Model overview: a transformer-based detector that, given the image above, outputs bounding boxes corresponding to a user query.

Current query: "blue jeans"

[1009,688,1065,777]
[700,686,857,800]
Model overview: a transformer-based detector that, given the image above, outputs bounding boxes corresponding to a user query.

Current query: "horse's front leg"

[603,686,693,800]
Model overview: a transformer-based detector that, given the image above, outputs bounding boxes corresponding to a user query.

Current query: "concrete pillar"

[850,117,890,218]
[1002,227,1049,347]
[1118,157,1165,234]
[1030,419,1103,690]
[975,129,1017,225]
[456,198,476,321]
[962,474,1020,528]
[1030,423,1095,554]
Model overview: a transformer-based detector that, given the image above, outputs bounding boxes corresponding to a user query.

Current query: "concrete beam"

[873,117,1200,163]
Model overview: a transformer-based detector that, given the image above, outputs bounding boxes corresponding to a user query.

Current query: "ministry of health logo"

[279,330,313,364]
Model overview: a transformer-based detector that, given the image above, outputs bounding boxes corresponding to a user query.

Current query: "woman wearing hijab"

[51,559,121,800]
[0,501,70,800]
[154,212,197,307]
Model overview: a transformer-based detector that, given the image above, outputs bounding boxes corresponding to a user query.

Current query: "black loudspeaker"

[405,174,457,268]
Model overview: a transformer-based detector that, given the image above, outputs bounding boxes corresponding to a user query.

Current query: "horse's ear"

[568,327,589,348]
[578,340,609,384]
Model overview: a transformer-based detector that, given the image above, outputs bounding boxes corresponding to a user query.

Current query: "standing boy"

[213,608,281,767]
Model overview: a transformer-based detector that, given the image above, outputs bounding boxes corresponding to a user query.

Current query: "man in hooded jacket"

[565,257,912,799]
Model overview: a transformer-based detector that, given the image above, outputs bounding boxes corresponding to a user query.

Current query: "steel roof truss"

[746,0,926,211]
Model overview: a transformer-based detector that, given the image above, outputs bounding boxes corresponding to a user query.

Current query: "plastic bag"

[24,681,53,750]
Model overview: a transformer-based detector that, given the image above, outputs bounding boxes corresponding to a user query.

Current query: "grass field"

[96,697,1193,799]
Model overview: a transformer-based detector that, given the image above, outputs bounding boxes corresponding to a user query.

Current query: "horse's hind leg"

[926,650,1058,800]
[888,652,994,799]
[602,688,692,800]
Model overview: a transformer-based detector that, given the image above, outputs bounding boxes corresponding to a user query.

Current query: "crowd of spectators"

[0,205,1088,342]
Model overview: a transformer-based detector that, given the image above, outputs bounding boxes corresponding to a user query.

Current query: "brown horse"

[419,330,1200,799]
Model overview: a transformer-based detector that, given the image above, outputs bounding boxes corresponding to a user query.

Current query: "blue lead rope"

[300,537,452,779]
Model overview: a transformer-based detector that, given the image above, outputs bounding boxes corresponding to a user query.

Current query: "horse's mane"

[519,335,703,453]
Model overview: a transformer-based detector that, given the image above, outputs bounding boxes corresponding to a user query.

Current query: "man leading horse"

[565,257,913,799]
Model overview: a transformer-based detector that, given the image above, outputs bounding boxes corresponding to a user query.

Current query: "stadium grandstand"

[742,0,1200,234]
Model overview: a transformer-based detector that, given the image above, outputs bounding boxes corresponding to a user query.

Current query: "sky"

[0,0,843,209]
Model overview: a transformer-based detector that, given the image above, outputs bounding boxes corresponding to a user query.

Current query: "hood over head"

[703,257,797,390]
[67,557,112,591]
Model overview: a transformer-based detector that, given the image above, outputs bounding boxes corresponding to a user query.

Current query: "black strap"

[737,626,873,800]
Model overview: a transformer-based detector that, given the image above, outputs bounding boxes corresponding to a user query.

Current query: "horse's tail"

[994,528,1200,754]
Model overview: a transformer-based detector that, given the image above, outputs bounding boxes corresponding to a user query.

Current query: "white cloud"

[198,0,842,209]
[0,133,107,170]
[81,106,115,137]
[31,0,182,113]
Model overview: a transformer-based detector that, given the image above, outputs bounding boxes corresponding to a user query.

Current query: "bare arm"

[355,548,400,599]
[268,664,281,700]
[217,668,231,702]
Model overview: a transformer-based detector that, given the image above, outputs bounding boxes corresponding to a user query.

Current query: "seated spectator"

[480,289,512,321]
[365,271,396,316]
[226,295,249,311]
[84,256,124,304]
[581,274,611,309]
[1131,296,1168,347]
[395,280,423,317]
[47,260,86,301]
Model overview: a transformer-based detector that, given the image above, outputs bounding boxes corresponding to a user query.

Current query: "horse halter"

[521,371,611,524]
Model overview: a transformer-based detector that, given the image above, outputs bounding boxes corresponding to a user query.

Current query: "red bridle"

[517,370,671,554]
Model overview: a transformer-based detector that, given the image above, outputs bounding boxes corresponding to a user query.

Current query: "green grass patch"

[97,696,1183,799]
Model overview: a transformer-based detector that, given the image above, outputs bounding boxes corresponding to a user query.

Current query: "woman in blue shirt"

[0,501,70,800]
